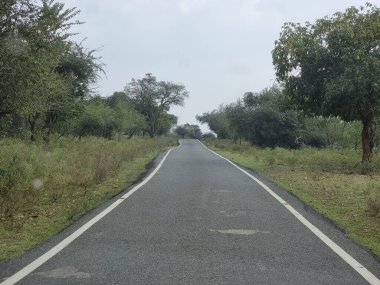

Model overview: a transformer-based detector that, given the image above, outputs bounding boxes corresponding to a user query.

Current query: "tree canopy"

[125,73,189,137]
[0,0,103,142]
[272,3,380,161]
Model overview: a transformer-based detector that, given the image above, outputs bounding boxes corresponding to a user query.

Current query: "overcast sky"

[63,0,375,131]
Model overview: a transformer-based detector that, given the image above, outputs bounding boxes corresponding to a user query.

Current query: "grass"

[0,136,176,261]
[205,139,380,257]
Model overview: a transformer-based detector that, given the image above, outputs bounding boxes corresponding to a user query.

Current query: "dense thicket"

[175,123,202,139]
[197,86,365,150]
[0,0,103,141]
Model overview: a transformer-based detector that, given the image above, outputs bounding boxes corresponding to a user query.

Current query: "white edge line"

[199,140,380,285]
[1,146,178,285]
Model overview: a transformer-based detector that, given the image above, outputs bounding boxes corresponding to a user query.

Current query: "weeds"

[366,196,380,217]
[0,136,175,260]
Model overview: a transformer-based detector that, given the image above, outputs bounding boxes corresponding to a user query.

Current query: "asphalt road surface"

[1,139,380,284]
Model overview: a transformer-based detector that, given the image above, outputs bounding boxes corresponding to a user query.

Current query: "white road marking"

[1,146,177,285]
[200,141,380,285]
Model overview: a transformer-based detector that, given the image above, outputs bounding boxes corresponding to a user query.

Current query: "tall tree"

[0,0,85,141]
[43,42,103,143]
[272,3,380,161]
[104,92,147,138]
[125,73,189,137]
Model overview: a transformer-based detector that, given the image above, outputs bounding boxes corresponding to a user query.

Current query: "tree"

[0,0,99,142]
[242,88,301,148]
[225,100,247,143]
[175,124,202,139]
[156,114,178,136]
[104,92,147,138]
[186,124,202,139]
[72,97,117,139]
[43,42,103,143]
[272,3,380,161]
[196,106,230,139]
[174,126,187,138]
[125,73,189,138]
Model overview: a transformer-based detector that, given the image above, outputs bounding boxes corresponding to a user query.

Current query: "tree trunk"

[127,130,135,139]
[43,118,52,145]
[43,112,57,145]
[28,114,39,142]
[362,119,372,162]
[370,122,376,153]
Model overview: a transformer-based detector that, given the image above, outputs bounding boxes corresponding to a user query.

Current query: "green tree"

[157,114,178,136]
[104,92,147,138]
[125,73,189,138]
[196,106,230,139]
[175,124,202,139]
[225,100,247,144]
[72,97,117,139]
[272,3,380,161]
[174,126,187,138]
[0,0,87,141]
[243,88,301,148]
[43,42,103,143]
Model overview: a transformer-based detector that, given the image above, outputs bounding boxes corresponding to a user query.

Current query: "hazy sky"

[63,0,375,131]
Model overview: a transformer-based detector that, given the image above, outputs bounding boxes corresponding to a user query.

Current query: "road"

[1,139,380,284]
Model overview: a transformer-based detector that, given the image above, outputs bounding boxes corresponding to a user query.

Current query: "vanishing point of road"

[1,139,380,284]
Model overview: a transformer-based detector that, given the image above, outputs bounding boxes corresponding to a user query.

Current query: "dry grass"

[0,136,176,260]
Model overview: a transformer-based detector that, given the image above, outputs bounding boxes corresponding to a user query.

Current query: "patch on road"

[33,266,90,279]
[212,190,233,193]
[209,229,270,235]
[219,208,255,217]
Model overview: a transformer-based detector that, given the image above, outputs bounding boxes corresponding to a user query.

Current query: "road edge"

[199,140,380,285]
[0,145,178,285]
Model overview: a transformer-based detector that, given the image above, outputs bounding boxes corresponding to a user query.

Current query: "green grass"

[205,139,380,257]
[0,136,176,260]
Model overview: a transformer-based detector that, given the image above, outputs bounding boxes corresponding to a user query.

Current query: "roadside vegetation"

[0,137,176,259]
[199,4,380,257]
[0,137,176,260]
[0,0,187,260]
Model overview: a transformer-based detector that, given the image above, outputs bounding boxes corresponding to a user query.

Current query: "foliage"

[175,123,202,139]
[125,73,189,138]
[0,0,103,142]
[104,92,147,138]
[0,136,176,260]
[0,0,77,115]
[156,113,178,136]
[272,3,380,161]
[197,87,304,149]
[71,97,117,139]
[196,106,230,139]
